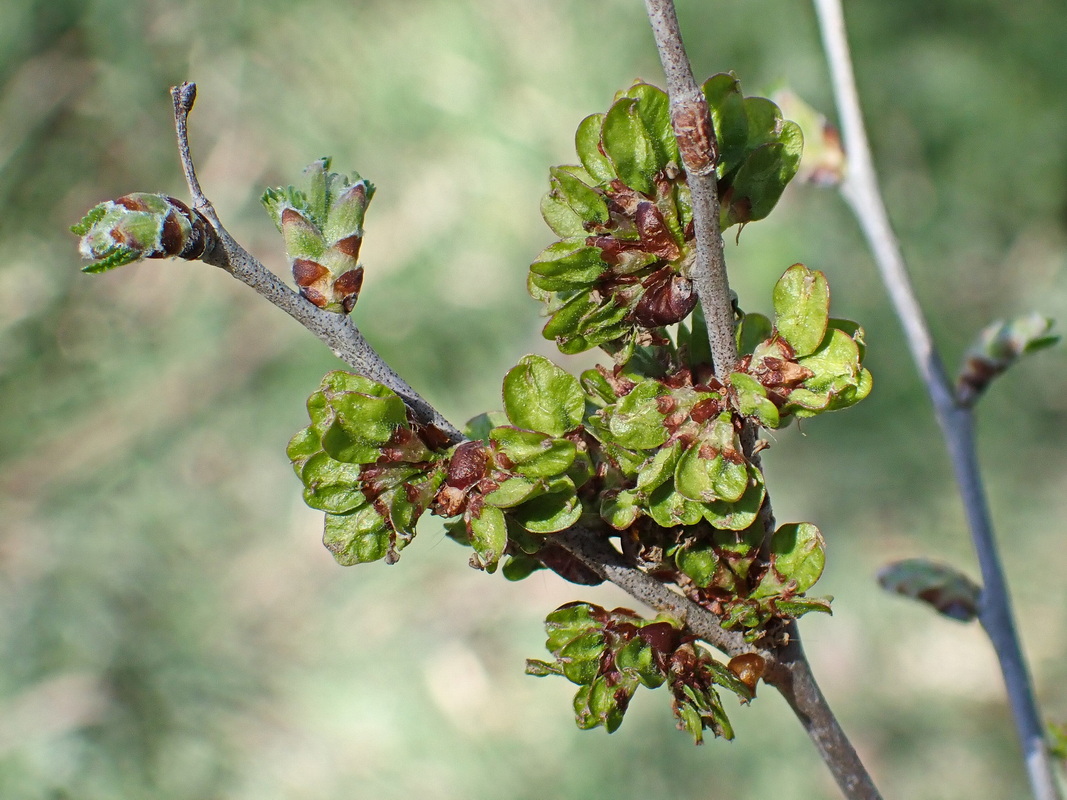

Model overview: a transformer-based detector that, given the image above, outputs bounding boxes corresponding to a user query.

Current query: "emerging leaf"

[502,355,585,436]
[877,559,981,622]
[957,313,1059,406]
[773,264,830,357]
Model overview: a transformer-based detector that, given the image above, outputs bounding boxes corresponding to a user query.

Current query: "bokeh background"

[2,0,1065,797]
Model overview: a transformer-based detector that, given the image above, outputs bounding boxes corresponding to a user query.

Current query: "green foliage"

[730,264,871,427]
[278,117,866,734]
[501,355,586,436]
[530,77,801,358]
[526,603,752,742]
[288,371,448,565]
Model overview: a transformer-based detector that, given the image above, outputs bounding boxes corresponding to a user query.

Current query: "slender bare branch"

[764,630,883,800]
[643,0,738,376]
[812,3,1061,798]
[169,82,463,444]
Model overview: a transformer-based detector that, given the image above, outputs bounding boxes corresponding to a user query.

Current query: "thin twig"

[764,629,883,800]
[642,4,883,798]
[554,527,753,655]
[169,83,463,444]
[811,2,1061,798]
[643,0,738,376]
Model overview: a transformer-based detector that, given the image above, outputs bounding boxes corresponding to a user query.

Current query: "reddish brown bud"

[655,394,677,415]
[281,207,309,227]
[333,234,363,259]
[727,652,766,693]
[445,441,489,491]
[637,621,681,658]
[333,267,364,296]
[671,100,717,175]
[433,484,468,518]
[690,397,721,424]
[636,202,681,260]
[631,270,697,328]
[292,259,329,287]
[300,287,329,308]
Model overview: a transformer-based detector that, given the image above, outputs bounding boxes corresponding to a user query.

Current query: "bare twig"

[169,83,463,444]
[643,0,738,376]
[764,629,883,800]
[812,2,1061,798]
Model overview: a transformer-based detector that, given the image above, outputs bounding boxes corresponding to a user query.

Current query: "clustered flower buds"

[525,602,755,742]
[279,79,877,745]
[72,193,216,273]
[262,158,375,313]
[530,75,802,359]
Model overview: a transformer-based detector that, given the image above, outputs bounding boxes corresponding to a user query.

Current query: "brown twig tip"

[170,81,211,217]
[172,81,197,116]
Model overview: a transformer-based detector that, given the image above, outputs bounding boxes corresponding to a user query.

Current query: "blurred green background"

[2,0,1065,797]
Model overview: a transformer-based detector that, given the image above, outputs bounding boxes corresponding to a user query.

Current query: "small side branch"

[169,83,463,444]
[643,0,738,376]
[812,2,1061,798]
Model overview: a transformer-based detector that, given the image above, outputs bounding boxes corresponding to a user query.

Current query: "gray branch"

[170,83,463,445]
[554,527,752,655]
[640,4,883,798]
[811,2,1061,798]
[764,629,884,800]
[643,0,738,376]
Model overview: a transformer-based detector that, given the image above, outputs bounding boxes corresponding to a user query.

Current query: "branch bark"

[643,0,738,376]
[642,3,882,798]
[811,2,1062,799]
[170,83,463,445]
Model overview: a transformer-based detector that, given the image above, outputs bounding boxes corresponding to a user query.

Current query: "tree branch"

[641,4,883,798]
[643,0,738,376]
[811,2,1061,798]
[554,527,753,655]
[764,629,883,800]
[172,69,883,797]
[169,82,463,445]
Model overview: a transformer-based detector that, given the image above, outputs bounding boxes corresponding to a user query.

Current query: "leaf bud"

[261,158,376,314]
[72,193,216,273]
[726,653,766,693]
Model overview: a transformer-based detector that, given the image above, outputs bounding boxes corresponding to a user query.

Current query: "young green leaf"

[602,97,658,196]
[490,427,577,478]
[773,264,830,357]
[322,506,391,566]
[468,503,508,572]
[751,522,826,598]
[502,355,585,436]
[607,380,670,449]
